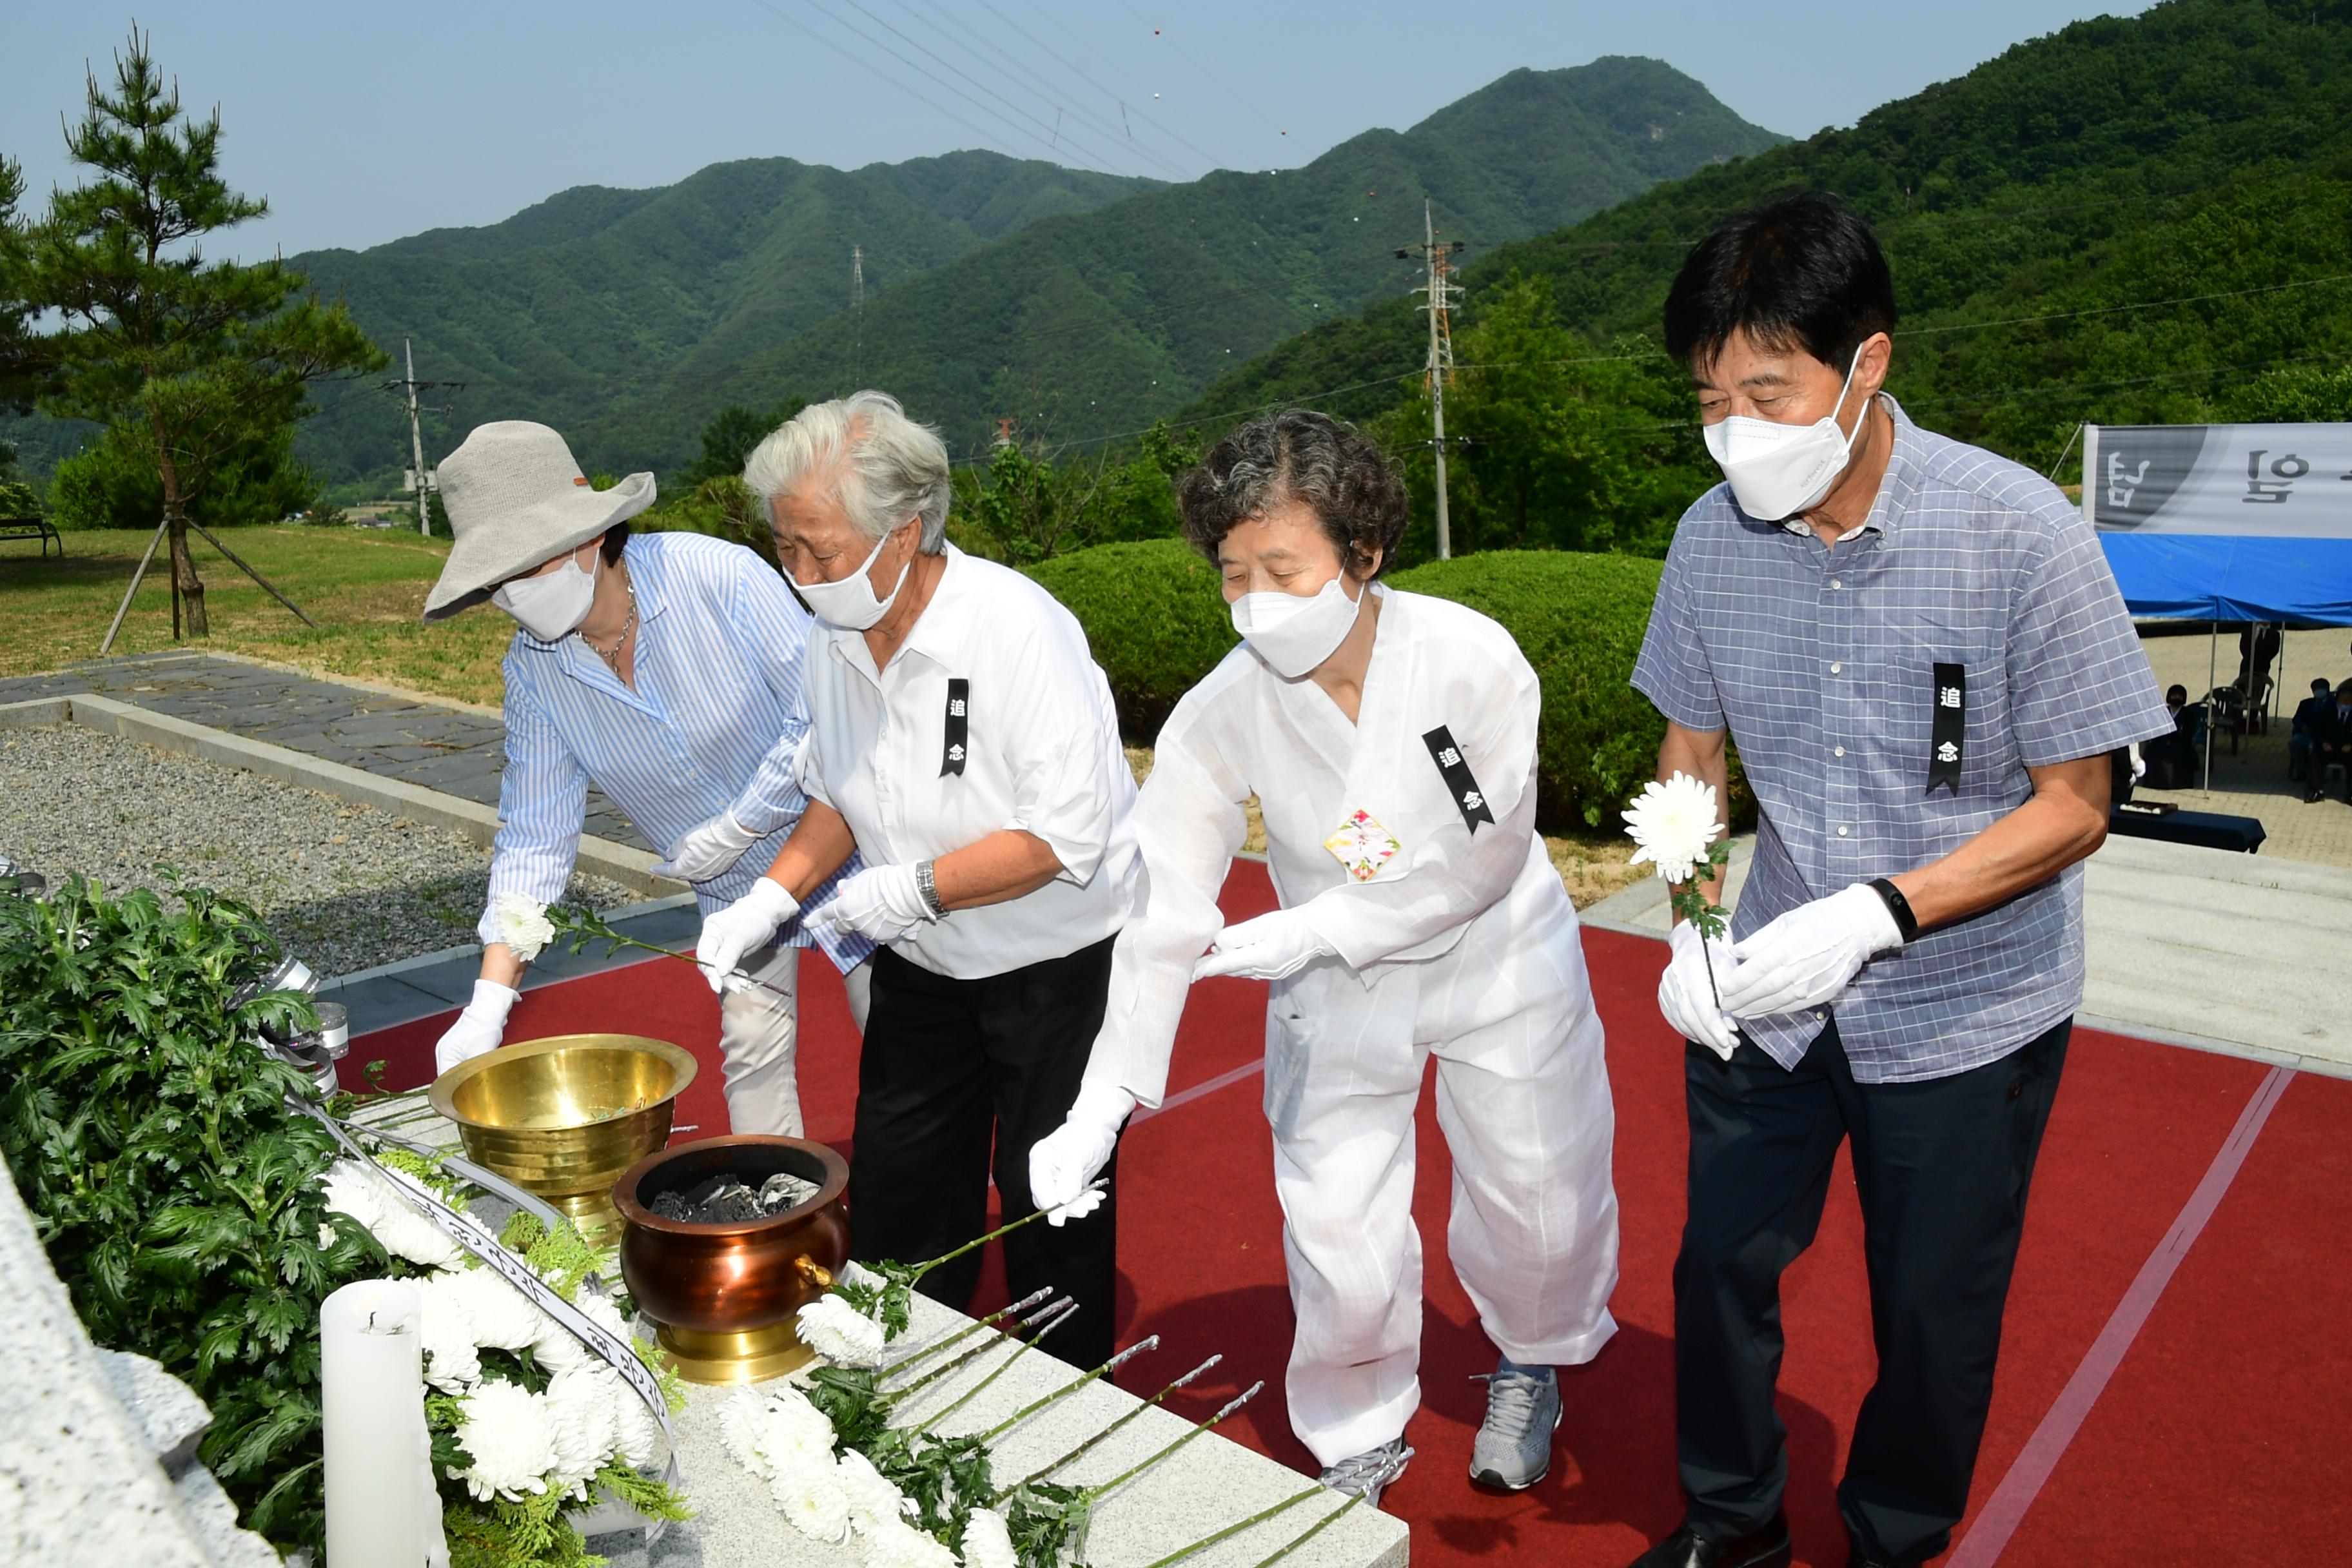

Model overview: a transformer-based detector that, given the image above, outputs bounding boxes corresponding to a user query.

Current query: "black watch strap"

[1868,877,1919,944]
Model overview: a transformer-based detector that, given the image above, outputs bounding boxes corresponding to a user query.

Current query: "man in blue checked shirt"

[419,420,869,1135]
[1620,199,2173,1568]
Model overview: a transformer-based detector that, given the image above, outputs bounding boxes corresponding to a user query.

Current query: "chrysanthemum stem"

[975,1335,1159,1444]
[905,1180,1107,1284]
[1081,1380,1264,1505]
[1135,1482,1325,1568]
[544,909,792,1001]
[879,1286,1055,1381]
[887,1296,1070,1400]
[1013,1354,1222,1485]
[1250,1493,1364,1567]
[913,1298,1079,1426]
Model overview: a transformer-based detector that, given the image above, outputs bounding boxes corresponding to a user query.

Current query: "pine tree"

[23,24,384,636]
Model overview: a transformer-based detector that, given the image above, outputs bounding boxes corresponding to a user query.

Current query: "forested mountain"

[577,57,1783,468]
[283,152,1159,485]
[1191,0,2352,489]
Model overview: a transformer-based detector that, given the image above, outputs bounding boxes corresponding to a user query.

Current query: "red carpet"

[356,865,2349,1566]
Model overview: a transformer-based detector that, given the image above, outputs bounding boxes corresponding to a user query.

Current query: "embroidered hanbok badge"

[1324,809,1402,882]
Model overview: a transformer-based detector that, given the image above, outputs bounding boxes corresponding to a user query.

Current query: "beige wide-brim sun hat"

[422,420,656,622]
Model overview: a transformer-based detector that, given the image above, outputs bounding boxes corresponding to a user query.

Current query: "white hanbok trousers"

[1266,913,1620,1467]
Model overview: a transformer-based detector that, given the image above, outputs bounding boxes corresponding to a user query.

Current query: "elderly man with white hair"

[694,391,1139,1366]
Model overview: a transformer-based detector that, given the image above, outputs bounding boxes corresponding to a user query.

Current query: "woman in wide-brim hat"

[421,420,873,1135]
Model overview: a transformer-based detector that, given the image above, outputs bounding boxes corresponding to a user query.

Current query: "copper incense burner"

[615,1135,850,1384]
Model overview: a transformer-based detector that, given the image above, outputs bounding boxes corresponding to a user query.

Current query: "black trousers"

[1676,1014,2070,1565]
[847,934,1121,1369]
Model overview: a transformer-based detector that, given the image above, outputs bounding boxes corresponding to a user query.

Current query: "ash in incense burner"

[648,1171,820,1225]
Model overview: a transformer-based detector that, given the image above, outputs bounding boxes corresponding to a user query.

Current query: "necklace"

[582,578,638,675]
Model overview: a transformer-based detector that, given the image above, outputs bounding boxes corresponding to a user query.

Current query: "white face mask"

[1230,576,1364,680]
[1701,349,1871,521]
[493,545,599,642]
[794,526,914,631]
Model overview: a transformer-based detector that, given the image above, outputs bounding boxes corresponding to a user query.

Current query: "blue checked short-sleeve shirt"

[1632,398,2171,1082]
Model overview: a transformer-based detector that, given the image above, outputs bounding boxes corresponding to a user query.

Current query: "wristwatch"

[1867,877,1919,944]
[914,859,947,919]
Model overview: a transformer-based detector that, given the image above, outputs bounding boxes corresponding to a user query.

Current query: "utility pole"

[851,244,865,388]
[1397,200,1465,558]
[385,339,460,536]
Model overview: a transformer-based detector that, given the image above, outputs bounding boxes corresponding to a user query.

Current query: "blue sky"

[6,1,2152,259]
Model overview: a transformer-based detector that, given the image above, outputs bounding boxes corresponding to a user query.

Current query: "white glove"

[1029,1083,1134,1226]
[1190,907,1337,983]
[435,978,519,1074]
[803,864,936,947]
[694,877,800,994]
[652,811,761,882]
[1659,920,1740,1060]
[1718,883,1904,1020]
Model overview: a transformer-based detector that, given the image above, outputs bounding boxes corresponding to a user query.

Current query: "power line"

[737,0,1028,164]
[970,0,1233,173]
[807,0,1144,179]
[895,0,1200,182]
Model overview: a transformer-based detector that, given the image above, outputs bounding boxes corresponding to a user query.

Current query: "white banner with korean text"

[2083,423,2352,538]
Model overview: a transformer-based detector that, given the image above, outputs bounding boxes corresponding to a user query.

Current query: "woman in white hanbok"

[1027,412,1620,1505]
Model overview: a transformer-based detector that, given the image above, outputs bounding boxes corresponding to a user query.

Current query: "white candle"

[322,1279,450,1568]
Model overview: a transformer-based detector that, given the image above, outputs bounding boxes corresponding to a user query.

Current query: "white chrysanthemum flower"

[325,1161,464,1269]
[489,893,557,964]
[413,1271,484,1391]
[436,1263,545,1351]
[451,1379,558,1502]
[318,1161,382,1234]
[1623,772,1724,886]
[718,1391,772,1478]
[533,1289,629,1374]
[960,1506,1017,1568]
[544,1366,623,1498]
[612,1380,664,1470]
[832,1447,911,1533]
[865,1520,959,1568]
[760,1406,836,1475]
[770,1466,853,1544]
[795,1293,887,1367]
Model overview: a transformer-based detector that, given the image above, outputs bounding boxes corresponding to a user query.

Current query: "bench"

[0,516,61,558]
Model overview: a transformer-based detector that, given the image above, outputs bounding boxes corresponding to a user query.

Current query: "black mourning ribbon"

[1928,663,1966,796]
[1422,724,1495,833]
[941,678,969,778]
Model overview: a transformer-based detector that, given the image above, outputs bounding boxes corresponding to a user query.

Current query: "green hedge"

[1023,538,1238,740]
[1028,540,1745,837]
[1388,551,1671,834]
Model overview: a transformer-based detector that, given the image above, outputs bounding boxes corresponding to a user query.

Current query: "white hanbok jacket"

[1082,583,1589,1108]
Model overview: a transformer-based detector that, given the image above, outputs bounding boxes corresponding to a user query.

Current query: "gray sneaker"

[1469,1357,1560,1491]
[1318,1436,1414,1508]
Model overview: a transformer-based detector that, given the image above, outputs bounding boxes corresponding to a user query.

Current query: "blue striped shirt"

[1632,399,2171,1082]
[480,530,868,971]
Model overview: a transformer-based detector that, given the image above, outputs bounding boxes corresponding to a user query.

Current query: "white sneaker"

[1469,1357,1560,1491]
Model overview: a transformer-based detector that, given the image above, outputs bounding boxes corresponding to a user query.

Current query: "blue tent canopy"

[2097,534,2352,626]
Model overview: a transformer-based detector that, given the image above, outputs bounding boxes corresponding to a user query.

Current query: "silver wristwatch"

[914,858,947,919]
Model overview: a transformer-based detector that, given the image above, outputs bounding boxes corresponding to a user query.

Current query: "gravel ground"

[0,723,633,977]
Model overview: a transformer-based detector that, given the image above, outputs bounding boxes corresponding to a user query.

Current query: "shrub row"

[1026,539,1751,836]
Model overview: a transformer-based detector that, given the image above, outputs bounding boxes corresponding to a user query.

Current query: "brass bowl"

[427,1034,698,1246]
[615,1137,850,1384]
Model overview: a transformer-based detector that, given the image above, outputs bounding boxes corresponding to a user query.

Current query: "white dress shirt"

[484,531,866,969]
[799,544,1139,979]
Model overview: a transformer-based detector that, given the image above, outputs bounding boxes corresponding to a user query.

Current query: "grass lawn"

[0,525,513,706]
